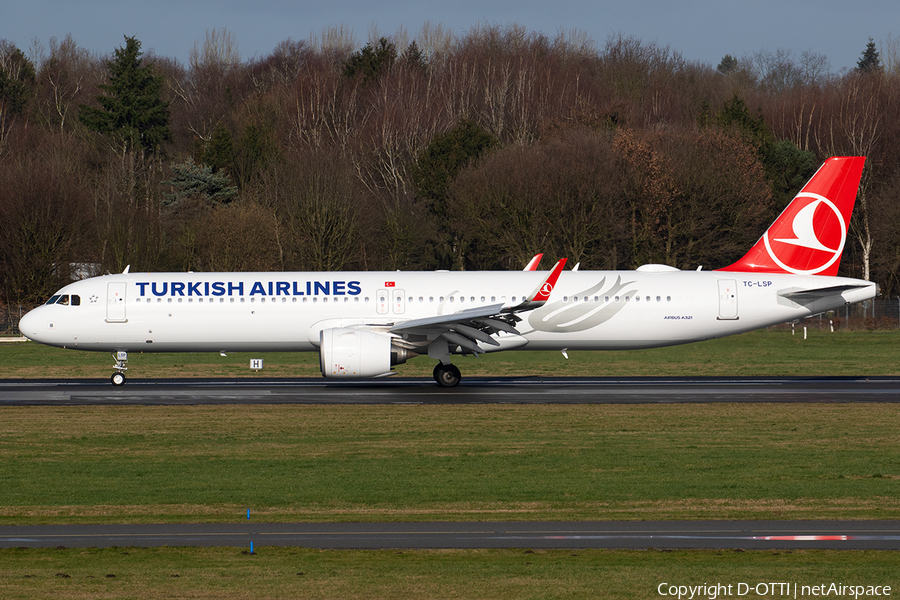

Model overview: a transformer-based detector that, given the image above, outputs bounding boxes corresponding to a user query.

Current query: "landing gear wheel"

[110,372,126,386]
[433,363,461,388]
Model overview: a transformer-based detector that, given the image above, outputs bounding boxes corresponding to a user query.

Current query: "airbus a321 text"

[19,157,878,387]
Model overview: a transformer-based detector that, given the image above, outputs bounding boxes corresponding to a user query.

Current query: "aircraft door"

[717,279,738,320]
[107,282,127,322]
[392,289,406,314]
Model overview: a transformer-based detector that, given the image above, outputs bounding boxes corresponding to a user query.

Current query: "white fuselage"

[18,269,877,354]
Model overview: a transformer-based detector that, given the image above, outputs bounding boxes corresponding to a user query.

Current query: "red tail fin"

[718,156,865,276]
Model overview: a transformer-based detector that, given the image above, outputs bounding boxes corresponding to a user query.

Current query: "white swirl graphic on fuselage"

[527,276,637,333]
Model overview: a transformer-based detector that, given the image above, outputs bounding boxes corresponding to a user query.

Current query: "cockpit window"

[44,294,80,306]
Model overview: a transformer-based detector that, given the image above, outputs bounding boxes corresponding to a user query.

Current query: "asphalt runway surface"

[2,521,900,550]
[2,376,900,405]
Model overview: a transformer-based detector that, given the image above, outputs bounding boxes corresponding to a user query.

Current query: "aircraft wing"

[523,253,543,271]
[390,303,507,332]
[390,258,567,356]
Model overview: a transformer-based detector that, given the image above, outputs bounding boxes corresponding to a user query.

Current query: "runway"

[1,376,900,405]
[2,521,899,550]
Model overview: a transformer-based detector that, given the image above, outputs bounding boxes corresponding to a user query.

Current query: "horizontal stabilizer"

[778,284,870,303]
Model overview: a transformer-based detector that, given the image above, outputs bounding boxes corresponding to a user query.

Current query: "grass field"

[2,329,899,598]
[2,403,899,524]
[1,547,897,600]
[3,328,900,379]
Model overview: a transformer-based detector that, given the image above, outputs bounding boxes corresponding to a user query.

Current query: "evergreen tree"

[715,94,771,149]
[342,38,397,84]
[79,36,171,157]
[163,157,237,205]
[412,118,498,215]
[716,54,738,74]
[0,44,36,117]
[399,41,428,74]
[202,123,236,175]
[714,94,816,211]
[856,37,881,73]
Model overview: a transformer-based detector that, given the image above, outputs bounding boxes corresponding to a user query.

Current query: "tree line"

[2,25,900,307]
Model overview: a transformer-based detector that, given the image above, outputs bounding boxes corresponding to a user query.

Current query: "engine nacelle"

[318,327,410,379]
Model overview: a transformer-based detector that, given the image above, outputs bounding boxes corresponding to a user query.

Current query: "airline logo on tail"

[764,193,846,275]
[719,156,865,276]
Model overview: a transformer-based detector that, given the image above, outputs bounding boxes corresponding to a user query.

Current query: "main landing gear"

[433,362,461,387]
[110,351,128,386]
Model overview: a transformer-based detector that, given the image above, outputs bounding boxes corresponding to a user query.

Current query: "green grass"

[1,404,899,524]
[3,328,900,379]
[3,330,899,598]
[0,547,897,600]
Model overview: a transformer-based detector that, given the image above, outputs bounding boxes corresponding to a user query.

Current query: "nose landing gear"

[110,351,128,386]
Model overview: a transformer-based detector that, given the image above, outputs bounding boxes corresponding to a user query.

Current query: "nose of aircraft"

[18,307,44,342]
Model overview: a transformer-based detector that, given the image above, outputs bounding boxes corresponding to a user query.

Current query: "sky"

[1,0,895,73]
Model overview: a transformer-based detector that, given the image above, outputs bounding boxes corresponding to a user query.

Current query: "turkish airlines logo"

[540,282,554,296]
[763,193,846,275]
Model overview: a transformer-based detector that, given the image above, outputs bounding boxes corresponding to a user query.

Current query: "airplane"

[18,156,878,387]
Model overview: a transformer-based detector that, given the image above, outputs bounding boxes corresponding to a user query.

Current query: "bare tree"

[275,150,364,271]
[190,28,240,72]
[36,35,99,133]
[812,74,886,280]
[882,34,900,78]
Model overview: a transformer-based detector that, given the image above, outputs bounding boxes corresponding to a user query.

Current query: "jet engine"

[318,327,411,379]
